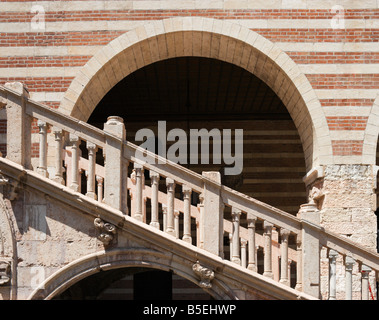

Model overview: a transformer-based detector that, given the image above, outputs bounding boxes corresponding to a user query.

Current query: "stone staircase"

[0,82,378,300]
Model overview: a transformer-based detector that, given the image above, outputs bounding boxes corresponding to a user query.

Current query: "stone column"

[37,120,48,178]
[295,237,303,291]
[231,208,241,265]
[345,256,355,300]
[53,127,64,184]
[197,193,204,248]
[162,204,167,232]
[247,213,257,271]
[328,249,338,300]
[96,176,104,202]
[103,116,125,211]
[69,134,80,192]
[150,171,160,229]
[241,239,247,268]
[263,221,273,279]
[280,228,290,286]
[86,141,97,200]
[174,210,180,239]
[133,163,144,221]
[165,178,176,236]
[182,185,192,244]
[361,265,372,300]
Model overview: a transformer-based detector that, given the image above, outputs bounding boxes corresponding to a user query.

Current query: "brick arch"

[58,17,332,171]
[27,248,235,300]
[362,93,379,165]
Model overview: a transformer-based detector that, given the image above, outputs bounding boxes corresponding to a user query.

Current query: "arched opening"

[88,57,307,214]
[53,267,213,300]
[59,18,333,172]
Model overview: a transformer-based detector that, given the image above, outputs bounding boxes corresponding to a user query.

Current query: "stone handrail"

[1,82,378,300]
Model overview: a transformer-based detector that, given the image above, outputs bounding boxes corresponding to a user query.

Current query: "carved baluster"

[162,204,167,232]
[182,185,192,244]
[231,208,241,265]
[69,134,80,192]
[150,170,160,229]
[229,232,233,261]
[263,221,273,279]
[295,237,302,291]
[133,163,144,221]
[361,265,372,300]
[328,249,338,300]
[165,178,176,236]
[174,210,180,239]
[345,256,355,300]
[280,228,290,286]
[241,239,247,268]
[37,120,48,178]
[198,193,204,248]
[96,176,104,203]
[86,141,97,200]
[53,127,64,184]
[247,213,257,271]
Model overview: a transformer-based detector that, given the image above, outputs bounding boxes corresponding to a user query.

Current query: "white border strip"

[0,0,378,12]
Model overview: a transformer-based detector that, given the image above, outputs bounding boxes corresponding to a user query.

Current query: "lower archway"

[27,248,236,300]
[53,267,213,300]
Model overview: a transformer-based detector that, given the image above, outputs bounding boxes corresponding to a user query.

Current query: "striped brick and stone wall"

[0,0,378,268]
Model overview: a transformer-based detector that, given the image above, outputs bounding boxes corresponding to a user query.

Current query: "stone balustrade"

[1,82,378,300]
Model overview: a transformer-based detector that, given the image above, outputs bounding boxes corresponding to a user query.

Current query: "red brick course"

[326,116,368,130]
[331,140,363,155]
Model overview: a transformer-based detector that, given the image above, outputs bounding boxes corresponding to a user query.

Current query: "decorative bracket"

[192,261,214,289]
[308,186,324,206]
[94,218,117,246]
[0,260,11,286]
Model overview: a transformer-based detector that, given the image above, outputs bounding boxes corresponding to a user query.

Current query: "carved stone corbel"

[0,260,11,286]
[192,261,214,289]
[308,186,324,207]
[94,217,116,246]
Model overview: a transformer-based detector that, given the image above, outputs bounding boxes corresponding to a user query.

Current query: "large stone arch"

[59,17,332,172]
[27,248,237,300]
[362,93,379,165]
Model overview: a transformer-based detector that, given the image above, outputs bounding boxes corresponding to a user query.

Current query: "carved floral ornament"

[94,217,116,246]
[192,261,214,289]
[0,260,10,286]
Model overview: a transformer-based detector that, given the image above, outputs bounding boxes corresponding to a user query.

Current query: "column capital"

[345,256,355,267]
[86,141,97,151]
[247,211,257,225]
[37,120,47,131]
[166,177,175,185]
[263,220,273,232]
[231,207,241,219]
[69,133,80,142]
[280,228,290,238]
[96,175,104,184]
[361,264,372,277]
[150,170,160,180]
[328,249,339,259]
[182,184,192,195]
